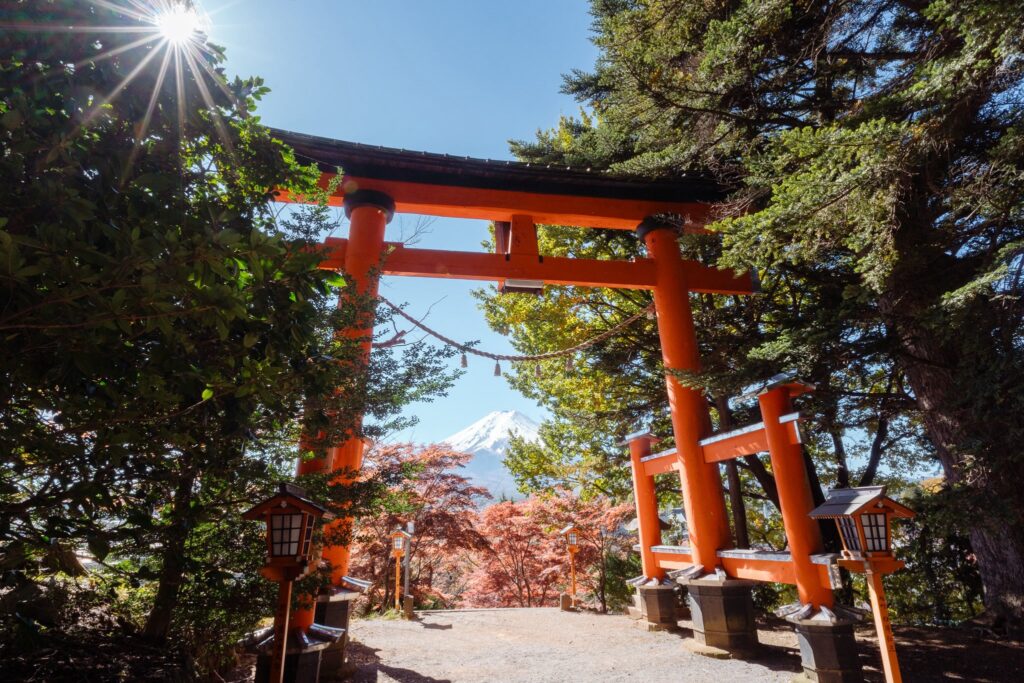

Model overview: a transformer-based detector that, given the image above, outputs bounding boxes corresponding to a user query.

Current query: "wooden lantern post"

[560,524,580,605]
[390,528,410,611]
[810,486,915,683]
[243,484,332,683]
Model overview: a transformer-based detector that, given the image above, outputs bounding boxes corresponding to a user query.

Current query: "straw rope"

[378,295,653,363]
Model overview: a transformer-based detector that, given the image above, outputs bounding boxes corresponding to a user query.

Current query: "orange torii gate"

[270,129,862,683]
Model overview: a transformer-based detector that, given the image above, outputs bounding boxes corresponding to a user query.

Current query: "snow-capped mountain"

[442,410,540,498]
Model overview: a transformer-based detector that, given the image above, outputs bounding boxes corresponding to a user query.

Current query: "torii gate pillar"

[640,218,758,654]
[639,218,730,566]
[626,433,664,580]
[319,191,393,583]
[292,191,393,681]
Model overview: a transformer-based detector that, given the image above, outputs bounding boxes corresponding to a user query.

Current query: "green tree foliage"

[0,1,455,674]
[887,482,984,624]
[489,0,1022,622]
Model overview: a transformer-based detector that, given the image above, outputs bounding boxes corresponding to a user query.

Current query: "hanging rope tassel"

[494,361,502,376]
[461,352,468,368]
[535,363,542,378]
[565,356,573,372]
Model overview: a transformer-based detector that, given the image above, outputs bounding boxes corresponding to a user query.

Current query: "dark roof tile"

[271,128,728,204]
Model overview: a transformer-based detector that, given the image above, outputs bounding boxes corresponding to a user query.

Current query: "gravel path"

[347,608,800,683]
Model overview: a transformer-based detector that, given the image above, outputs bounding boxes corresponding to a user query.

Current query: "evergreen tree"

[496,0,1022,622]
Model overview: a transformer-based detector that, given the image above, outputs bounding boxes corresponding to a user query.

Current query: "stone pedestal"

[315,588,359,681]
[685,577,758,655]
[252,624,342,683]
[402,595,415,620]
[626,588,644,620]
[638,584,678,628]
[255,648,323,683]
[560,592,575,611]
[789,618,864,683]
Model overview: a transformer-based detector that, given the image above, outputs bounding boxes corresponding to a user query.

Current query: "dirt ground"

[345,608,1023,683]
[348,608,795,683]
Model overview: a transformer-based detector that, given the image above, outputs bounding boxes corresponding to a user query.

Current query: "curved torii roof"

[271,128,727,230]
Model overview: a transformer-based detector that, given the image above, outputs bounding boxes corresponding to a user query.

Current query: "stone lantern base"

[251,624,343,683]
[637,584,679,629]
[683,576,758,656]
[315,587,361,680]
[254,649,322,683]
[402,594,415,620]
[787,614,864,682]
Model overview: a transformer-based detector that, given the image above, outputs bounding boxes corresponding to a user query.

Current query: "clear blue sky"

[205,1,599,443]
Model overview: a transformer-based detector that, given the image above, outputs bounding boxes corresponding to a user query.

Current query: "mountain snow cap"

[442,410,541,454]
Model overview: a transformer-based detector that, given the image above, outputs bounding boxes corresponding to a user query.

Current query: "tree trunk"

[740,454,780,509]
[880,218,1024,622]
[857,414,888,487]
[803,448,841,553]
[828,428,851,489]
[715,396,749,547]
[143,468,196,641]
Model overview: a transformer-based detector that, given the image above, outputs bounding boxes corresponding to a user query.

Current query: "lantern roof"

[391,528,412,539]
[617,429,662,447]
[623,516,673,532]
[341,575,372,593]
[559,524,578,536]
[242,482,332,521]
[809,486,914,520]
[271,129,727,204]
[736,370,815,401]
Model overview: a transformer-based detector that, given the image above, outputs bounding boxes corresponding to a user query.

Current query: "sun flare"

[155,4,203,45]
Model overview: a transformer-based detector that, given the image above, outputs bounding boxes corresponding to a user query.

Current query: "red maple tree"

[461,490,632,611]
[348,443,490,611]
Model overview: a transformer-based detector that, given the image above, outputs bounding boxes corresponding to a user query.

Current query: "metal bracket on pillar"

[342,189,396,223]
[635,215,683,240]
[498,215,544,295]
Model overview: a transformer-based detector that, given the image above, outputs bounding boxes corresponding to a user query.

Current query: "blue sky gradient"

[206,1,599,442]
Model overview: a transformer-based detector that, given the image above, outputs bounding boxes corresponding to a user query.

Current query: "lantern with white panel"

[243,484,339,683]
[390,528,411,611]
[810,486,915,683]
[559,524,580,609]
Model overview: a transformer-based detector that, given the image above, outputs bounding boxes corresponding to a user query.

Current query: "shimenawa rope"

[378,295,653,374]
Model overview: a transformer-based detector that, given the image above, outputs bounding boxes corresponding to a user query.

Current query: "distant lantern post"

[402,521,415,616]
[810,486,915,683]
[560,524,580,607]
[390,527,411,611]
[243,483,333,683]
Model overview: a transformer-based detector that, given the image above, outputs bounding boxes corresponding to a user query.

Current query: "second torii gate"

[272,129,861,683]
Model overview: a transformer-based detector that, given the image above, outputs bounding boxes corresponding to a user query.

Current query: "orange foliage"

[461,490,632,610]
[349,444,631,612]
[349,443,490,611]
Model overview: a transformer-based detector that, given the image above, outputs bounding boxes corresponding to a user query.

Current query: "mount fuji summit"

[442,410,541,498]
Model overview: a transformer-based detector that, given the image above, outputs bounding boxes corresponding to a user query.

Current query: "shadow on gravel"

[419,622,453,631]
[746,619,804,674]
[669,616,803,675]
[746,646,803,673]
[869,625,1024,683]
[347,640,452,683]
